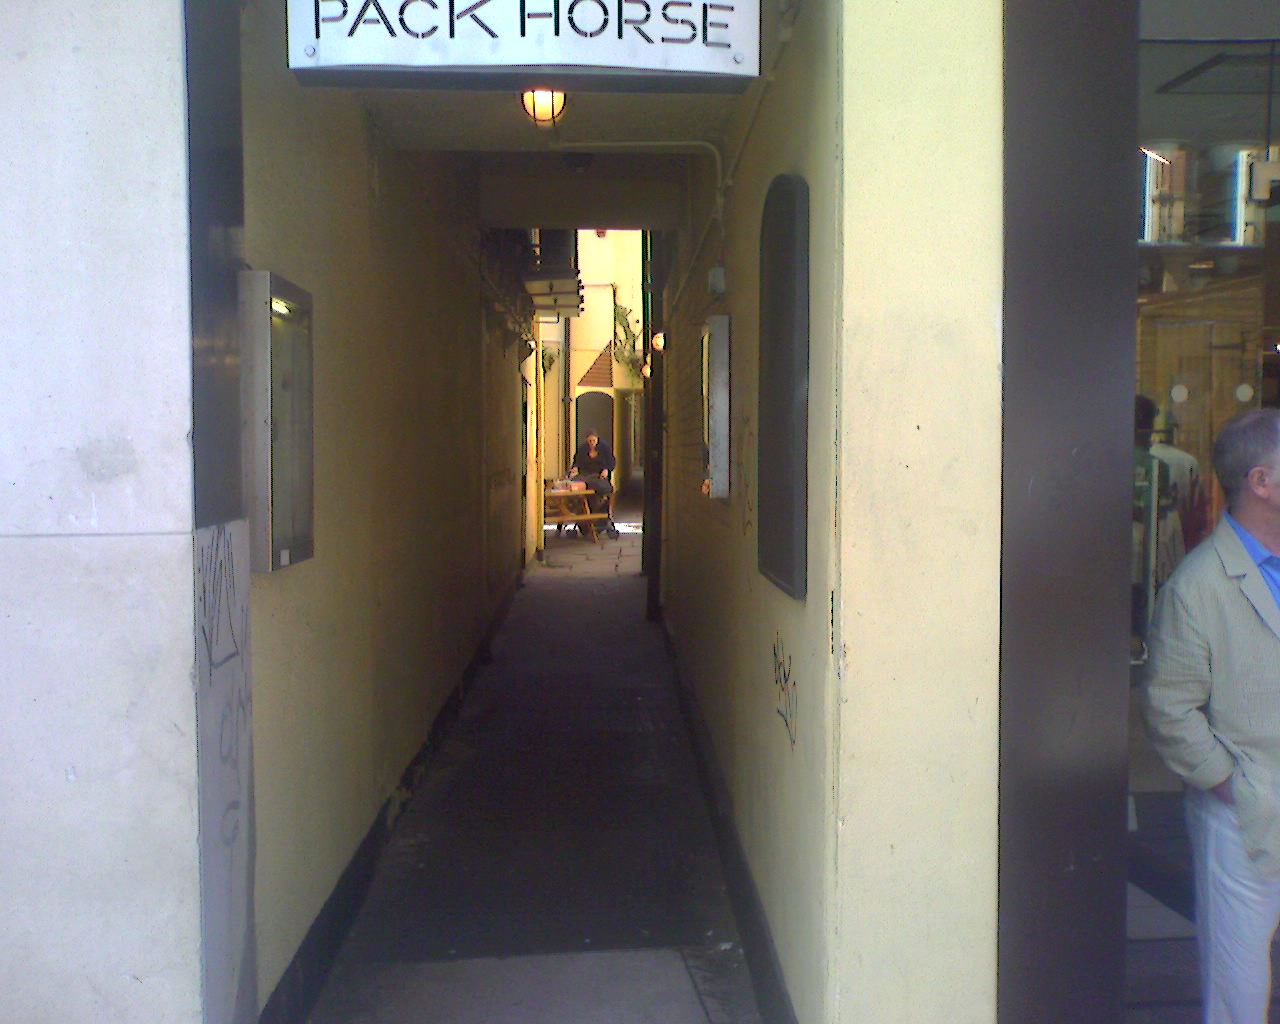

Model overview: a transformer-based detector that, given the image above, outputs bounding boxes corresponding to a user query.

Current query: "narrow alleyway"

[306,507,763,1024]
[293,499,1233,1024]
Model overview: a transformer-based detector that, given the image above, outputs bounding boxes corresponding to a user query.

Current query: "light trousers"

[1186,787,1280,1023]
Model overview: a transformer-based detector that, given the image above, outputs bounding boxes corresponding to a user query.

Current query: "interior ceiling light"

[1140,147,1172,165]
[270,297,293,318]
[521,90,566,128]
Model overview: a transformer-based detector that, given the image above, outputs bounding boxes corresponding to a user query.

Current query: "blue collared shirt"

[1225,512,1280,610]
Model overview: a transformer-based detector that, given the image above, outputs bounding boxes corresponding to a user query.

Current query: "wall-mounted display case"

[240,271,314,573]
[701,315,730,501]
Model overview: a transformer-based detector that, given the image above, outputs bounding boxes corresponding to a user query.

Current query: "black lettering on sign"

[568,0,608,38]
[618,0,652,42]
[315,0,349,38]
[348,0,397,35]
[521,0,560,38]
[450,0,498,38]
[400,0,439,37]
[702,2,731,47]
[660,0,695,43]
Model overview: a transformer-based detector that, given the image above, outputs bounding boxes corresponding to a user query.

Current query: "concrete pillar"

[835,3,1004,1018]
[836,2,1136,1021]
[0,6,203,1024]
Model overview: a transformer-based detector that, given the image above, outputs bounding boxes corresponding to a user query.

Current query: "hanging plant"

[611,296,646,378]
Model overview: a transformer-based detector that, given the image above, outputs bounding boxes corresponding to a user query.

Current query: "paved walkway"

[307,516,762,1024]
[303,505,1227,1023]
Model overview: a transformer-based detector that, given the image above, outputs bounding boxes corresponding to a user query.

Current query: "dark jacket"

[572,440,616,477]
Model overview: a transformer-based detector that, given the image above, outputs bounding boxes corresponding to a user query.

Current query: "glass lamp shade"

[521,90,566,127]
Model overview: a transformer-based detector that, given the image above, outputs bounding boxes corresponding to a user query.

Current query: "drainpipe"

[535,319,545,559]
[641,233,651,580]
[564,311,572,465]
[642,231,664,619]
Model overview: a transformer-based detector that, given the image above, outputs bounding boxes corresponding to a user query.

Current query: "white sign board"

[288,0,760,83]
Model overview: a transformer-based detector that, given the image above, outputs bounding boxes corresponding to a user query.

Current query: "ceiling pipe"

[547,0,805,322]
[664,0,805,319]
[1267,41,1276,157]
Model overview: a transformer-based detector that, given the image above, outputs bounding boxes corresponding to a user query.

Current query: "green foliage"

[610,295,645,378]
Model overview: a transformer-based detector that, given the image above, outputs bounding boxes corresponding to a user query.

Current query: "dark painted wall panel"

[1000,4,1138,1021]
[188,0,245,529]
[757,175,810,600]
[185,4,256,1022]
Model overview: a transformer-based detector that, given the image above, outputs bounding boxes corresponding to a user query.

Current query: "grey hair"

[1213,408,1280,506]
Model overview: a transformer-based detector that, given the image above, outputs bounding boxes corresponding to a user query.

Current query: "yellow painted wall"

[578,229,645,346]
[524,344,540,562]
[571,288,614,389]
[662,1,1003,1022]
[479,159,685,230]
[538,317,569,477]
[241,1,524,1004]
[573,230,644,481]
[659,4,840,1022]
[834,1,1003,1021]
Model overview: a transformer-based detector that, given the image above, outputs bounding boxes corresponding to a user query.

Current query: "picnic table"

[544,487,610,541]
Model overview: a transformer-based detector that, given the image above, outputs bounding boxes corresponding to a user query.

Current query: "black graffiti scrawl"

[196,522,257,1024]
[199,525,244,677]
[773,632,797,747]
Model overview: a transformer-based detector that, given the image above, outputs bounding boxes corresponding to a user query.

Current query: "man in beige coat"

[1143,408,1280,1023]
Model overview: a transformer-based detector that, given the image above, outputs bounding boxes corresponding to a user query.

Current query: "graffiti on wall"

[773,632,797,747]
[196,521,258,1024]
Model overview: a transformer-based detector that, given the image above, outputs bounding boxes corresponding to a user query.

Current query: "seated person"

[570,431,617,531]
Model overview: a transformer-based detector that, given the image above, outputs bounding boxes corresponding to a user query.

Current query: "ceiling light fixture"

[651,332,666,352]
[1140,147,1171,166]
[521,90,566,128]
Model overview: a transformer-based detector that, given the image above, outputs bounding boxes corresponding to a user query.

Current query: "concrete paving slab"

[305,518,760,1024]
[1126,883,1194,941]
[310,950,711,1024]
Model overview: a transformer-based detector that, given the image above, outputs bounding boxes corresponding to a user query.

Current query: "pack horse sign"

[288,0,760,88]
